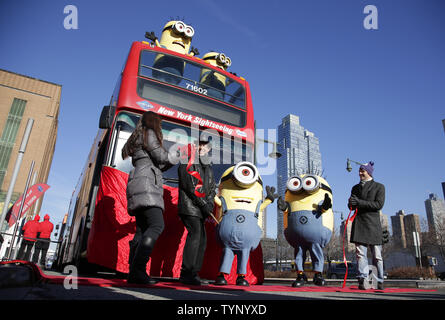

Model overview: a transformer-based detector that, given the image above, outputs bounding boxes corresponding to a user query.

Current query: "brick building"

[0,69,61,229]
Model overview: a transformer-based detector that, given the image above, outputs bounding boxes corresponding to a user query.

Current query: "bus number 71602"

[186,82,208,95]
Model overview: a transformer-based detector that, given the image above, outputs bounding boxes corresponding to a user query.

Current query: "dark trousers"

[128,207,164,274]
[179,215,207,277]
[17,239,35,261]
[32,239,50,265]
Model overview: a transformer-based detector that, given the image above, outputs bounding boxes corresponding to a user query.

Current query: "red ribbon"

[179,144,205,198]
[342,207,357,288]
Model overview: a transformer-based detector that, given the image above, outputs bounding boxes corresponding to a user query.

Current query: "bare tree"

[324,227,343,263]
[421,216,445,263]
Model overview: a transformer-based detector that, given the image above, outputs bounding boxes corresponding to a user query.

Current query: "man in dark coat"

[178,137,216,285]
[348,161,385,290]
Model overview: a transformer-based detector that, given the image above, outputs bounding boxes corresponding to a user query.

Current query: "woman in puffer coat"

[122,111,179,284]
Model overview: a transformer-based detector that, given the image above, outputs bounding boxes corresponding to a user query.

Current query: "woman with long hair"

[122,111,178,284]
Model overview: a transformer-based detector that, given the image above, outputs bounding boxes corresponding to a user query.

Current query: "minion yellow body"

[147,20,197,85]
[199,52,231,100]
[279,175,333,275]
[213,162,276,284]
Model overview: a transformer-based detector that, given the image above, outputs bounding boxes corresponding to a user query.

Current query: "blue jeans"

[355,244,384,283]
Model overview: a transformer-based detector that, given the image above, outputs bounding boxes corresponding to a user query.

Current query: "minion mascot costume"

[214,162,278,286]
[277,174,333,287]
[145,20,199,84]
[200,51,232,100]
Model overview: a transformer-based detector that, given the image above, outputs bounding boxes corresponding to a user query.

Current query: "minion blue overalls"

[217,197,262,275]
[284,210,332,273]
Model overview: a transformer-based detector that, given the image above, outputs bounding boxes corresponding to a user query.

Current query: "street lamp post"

[254,132,283,271]
[346,158,364,172]
[255,137,282,165]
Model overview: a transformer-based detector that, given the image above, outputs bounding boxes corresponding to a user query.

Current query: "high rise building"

[442,182,445,201]
[391,210,422,249]
[404,214,422,248]
[0,69,61,230]
[391,210,407,248]
[276,114,322,239]
[424,193,445,239]
[380,212,389,232]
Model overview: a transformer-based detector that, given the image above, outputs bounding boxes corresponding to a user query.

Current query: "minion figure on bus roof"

[200,51,231,100]
[213,162,278,286]
[277,173,333,287]
[145,20,199,85]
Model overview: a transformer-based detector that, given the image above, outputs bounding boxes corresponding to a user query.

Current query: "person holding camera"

[177,137,216,286]
[348,161,386,290]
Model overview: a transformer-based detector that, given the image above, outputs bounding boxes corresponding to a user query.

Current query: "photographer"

[177,137,216,286]
[348,161,385,290]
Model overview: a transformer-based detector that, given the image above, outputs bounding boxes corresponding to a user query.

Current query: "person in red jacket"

[17,215,40,261]
[32,214,54,267]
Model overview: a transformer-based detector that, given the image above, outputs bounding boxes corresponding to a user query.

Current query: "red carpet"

[2,261,436,293]
[42,276,437,293]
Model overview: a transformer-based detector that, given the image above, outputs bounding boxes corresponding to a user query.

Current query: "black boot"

[292,272,307,287]
[358,277,366,290]
[128,239,137,266]
[313,272,325,286]
[127,237,158,285]
[236,275,249,287]
[214,273,227,286]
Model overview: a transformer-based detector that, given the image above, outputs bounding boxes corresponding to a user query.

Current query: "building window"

[0,98,27,188]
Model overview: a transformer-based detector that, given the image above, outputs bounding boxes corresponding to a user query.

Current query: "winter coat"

[22,215,41,242]
[178,154,216,219]
[349,180,385,245]
[39,214,54,239]
[126,129,178,215]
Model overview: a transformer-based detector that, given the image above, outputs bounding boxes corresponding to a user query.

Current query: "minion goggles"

[163,21,195,38]
[220,162,262,187]
[203,52,232,67]
[287,175,332,194]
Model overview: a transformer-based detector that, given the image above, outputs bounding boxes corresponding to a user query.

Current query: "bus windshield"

[139,50,245,108]
[109,111,253,184]
[137,50,247,128]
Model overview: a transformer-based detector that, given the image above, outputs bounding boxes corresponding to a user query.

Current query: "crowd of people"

[123,111,387,289]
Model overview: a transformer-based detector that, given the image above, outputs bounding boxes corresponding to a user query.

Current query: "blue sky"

[1,0,444,239]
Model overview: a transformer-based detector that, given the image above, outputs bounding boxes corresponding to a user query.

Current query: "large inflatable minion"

[277,174,333,287]
[213,161,277,286]
[145,20,199,84]
[200,51,231,100]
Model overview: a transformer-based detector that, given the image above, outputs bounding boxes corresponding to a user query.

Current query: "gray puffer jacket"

[126,129,178,215]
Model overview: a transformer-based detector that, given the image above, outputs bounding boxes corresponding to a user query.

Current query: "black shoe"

[214,274,227,286]
[180,274,202,286]
[313,273,325,286]
[377,282,384,290]
[194,274,209,285]
[127,270,158,285]
[292,272,307,287]
[236,275,249,287]
[358,278,366,290]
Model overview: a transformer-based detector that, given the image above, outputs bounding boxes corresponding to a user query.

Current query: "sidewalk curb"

[264,277,445,289]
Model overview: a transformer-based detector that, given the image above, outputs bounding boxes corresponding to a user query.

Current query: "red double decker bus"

[55,39,263,284]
